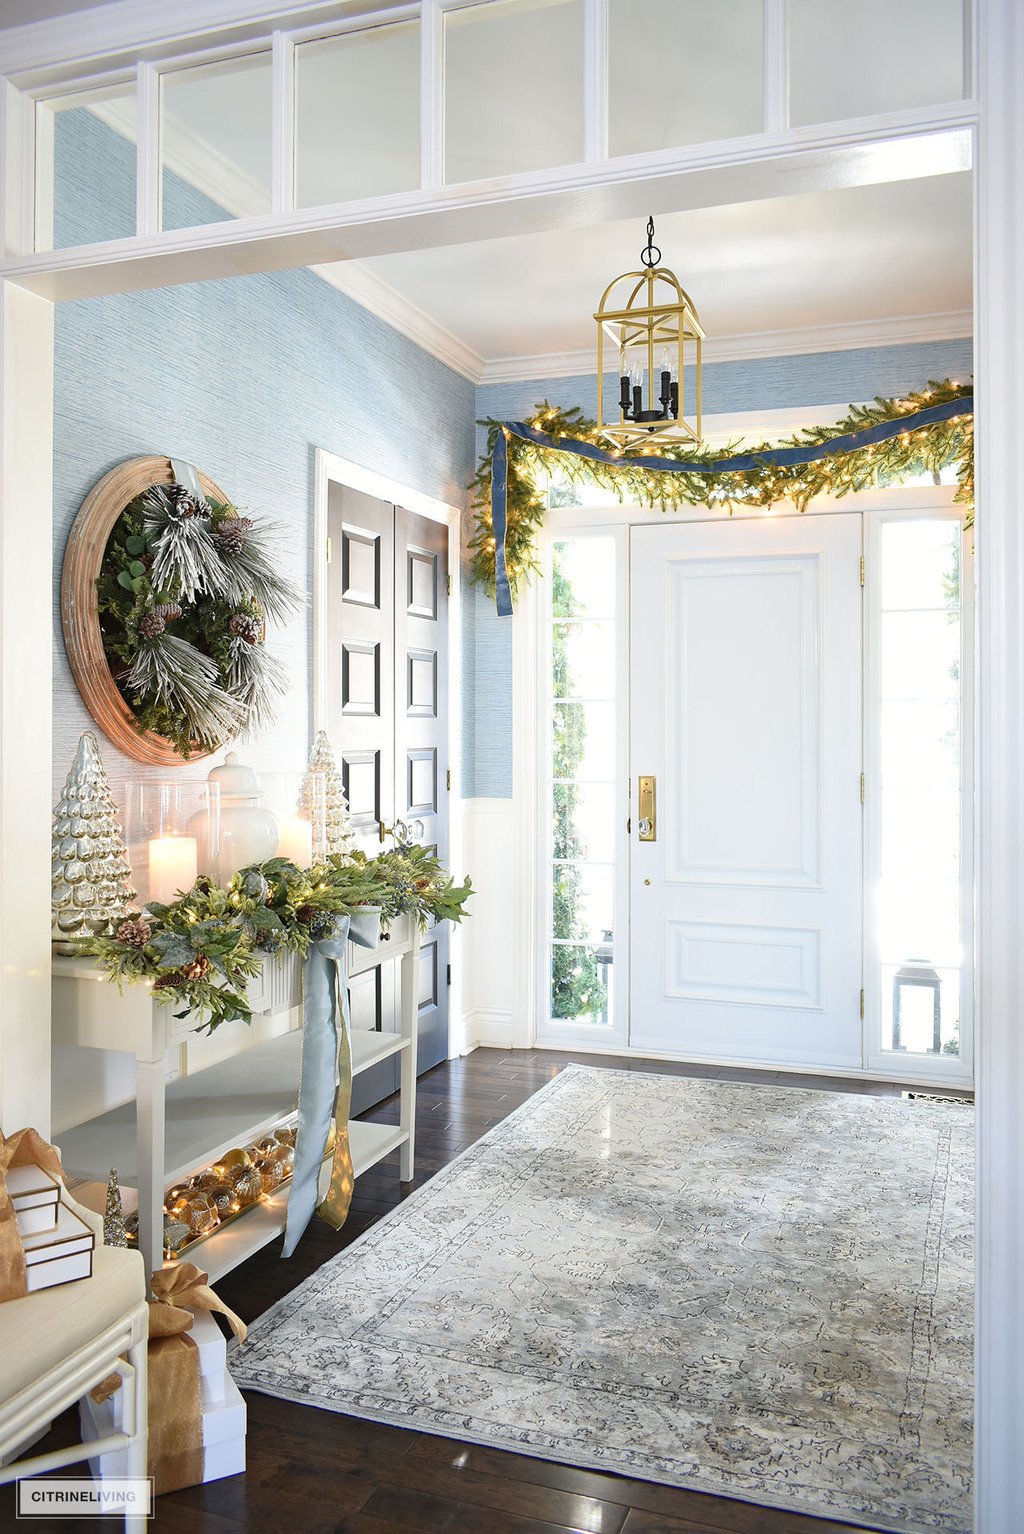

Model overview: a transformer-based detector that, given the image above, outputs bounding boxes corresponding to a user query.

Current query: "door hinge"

[859,554,865,587]
[446,963,452,986]
[446,769,451,791]
[860,772,865,803]
[326,535,333,565]
[859,988,865,1019]
[446,574,452,596]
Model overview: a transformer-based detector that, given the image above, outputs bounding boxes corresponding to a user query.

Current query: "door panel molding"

[313,449,463,1077]
[664,919,825,1011]
[664,551,824,890]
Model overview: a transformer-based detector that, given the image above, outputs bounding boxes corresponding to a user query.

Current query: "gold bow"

[0,1127,66,1303]
[149,1261,247,1344]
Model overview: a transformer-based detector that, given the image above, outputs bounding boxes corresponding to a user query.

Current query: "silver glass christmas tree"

[52,732,137,953]
[103,1168,127,1247]
[302,730,357,861]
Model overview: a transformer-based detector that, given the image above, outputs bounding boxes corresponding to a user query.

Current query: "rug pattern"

[232,1065,973,1533]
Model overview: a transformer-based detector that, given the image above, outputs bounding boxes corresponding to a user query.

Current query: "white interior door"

[629,514,864,1069]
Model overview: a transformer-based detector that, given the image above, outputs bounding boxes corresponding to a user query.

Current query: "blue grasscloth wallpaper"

[52,111,476,805]
[52,113,973,802]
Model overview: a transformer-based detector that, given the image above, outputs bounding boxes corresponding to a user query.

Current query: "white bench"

[0,1188,149,1530]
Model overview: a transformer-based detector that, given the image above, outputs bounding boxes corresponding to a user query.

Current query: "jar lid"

[207,751,260,798]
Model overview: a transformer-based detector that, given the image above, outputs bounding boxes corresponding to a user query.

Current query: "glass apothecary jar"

[123,779,220,909]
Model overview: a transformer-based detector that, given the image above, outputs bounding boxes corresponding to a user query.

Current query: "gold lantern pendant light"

[594,216,705,450]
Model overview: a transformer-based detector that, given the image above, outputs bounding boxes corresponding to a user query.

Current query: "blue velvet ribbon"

[489,392,974,615]
[282,908,381,1258]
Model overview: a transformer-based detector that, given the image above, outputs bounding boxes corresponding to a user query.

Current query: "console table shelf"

[52,919,420,1279]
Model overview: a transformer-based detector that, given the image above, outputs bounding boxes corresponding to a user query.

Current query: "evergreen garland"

[469,379,974,600]
[97,485,300,757]
[89,845,473,1034]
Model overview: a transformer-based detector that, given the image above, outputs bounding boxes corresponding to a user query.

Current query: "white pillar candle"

[148,835,198,906]
[277,815,313,869]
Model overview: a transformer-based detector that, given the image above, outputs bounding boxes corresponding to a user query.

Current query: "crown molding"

[477,309,974,385]
[81,104,970,389]
[312,260,485,381]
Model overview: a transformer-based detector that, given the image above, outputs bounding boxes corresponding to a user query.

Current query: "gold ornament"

[230,1165,264,1206]
[275,1144,295,1177]
[250,1137,278,1160]
[257,1157,284,1194]
[217,1147,251,1174]
[180,1192,218,1238]
[274,1125,296,1147]
[208,1182,237,1218]
[162,1214,191,1254]
[191,1168,224,1194]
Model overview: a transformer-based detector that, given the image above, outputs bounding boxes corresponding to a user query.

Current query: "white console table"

[52,918,420,1281]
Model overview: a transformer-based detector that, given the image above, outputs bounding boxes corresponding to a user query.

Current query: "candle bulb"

[148,835,198,906]
[277,815,313,869]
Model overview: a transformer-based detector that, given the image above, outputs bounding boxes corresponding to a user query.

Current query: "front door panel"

[629,515,863,1069]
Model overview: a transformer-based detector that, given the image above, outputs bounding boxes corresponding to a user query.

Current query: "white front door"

[629,514,864,1069]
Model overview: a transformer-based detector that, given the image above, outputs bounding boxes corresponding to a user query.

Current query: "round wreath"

[94,481,300,759]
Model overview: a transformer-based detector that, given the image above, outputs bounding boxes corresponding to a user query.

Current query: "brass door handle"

[637,776,656,840]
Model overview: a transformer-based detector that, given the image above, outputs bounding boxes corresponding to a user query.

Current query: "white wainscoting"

[460,798,517,1052]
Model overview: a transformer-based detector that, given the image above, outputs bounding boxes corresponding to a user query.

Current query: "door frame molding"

[312,447,465,1054]
[514,482,970,1081]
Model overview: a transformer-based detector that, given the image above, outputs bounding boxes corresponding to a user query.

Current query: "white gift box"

[7,1163,60,1237]
[188,1307,227,1405]
[80,1348,246,1487]
[20,1203,94,1293]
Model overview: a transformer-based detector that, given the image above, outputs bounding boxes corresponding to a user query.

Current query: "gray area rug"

[232,1064,974,1533]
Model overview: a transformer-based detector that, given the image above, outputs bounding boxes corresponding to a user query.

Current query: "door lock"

[637,776,656,841]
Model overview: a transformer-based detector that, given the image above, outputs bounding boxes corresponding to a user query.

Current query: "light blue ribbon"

[282,908,381,1258]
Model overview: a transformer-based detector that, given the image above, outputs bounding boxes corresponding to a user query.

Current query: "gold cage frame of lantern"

[594,217,705,451]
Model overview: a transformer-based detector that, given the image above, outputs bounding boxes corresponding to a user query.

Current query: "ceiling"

[334,172,972,377]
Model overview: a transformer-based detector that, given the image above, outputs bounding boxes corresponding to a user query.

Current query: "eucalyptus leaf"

[129,560,146,577]
[149,932,196,967]
[117,571,135,590]
[125,536,146,555]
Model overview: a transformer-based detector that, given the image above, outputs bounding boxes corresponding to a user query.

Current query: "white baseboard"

[463,1008,516,1051]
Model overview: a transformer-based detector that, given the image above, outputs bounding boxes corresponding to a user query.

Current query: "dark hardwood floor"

[4,1048,964,1534]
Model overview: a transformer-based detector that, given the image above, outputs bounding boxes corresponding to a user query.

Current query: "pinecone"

[229,612,261,645]
[116,914,152,948]
[194,875,213,895]
[138,610,165,640]
[152,971,182,992]
[181,954,211,982]
[158,603,182,623]
[213,517,252,556]
[295,903,317,926]
[167,483,204,519]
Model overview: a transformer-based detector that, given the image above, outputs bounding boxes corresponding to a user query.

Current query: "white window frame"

[862,500,974,1087]
[535,521,629,1052]
[0,0,976,273]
